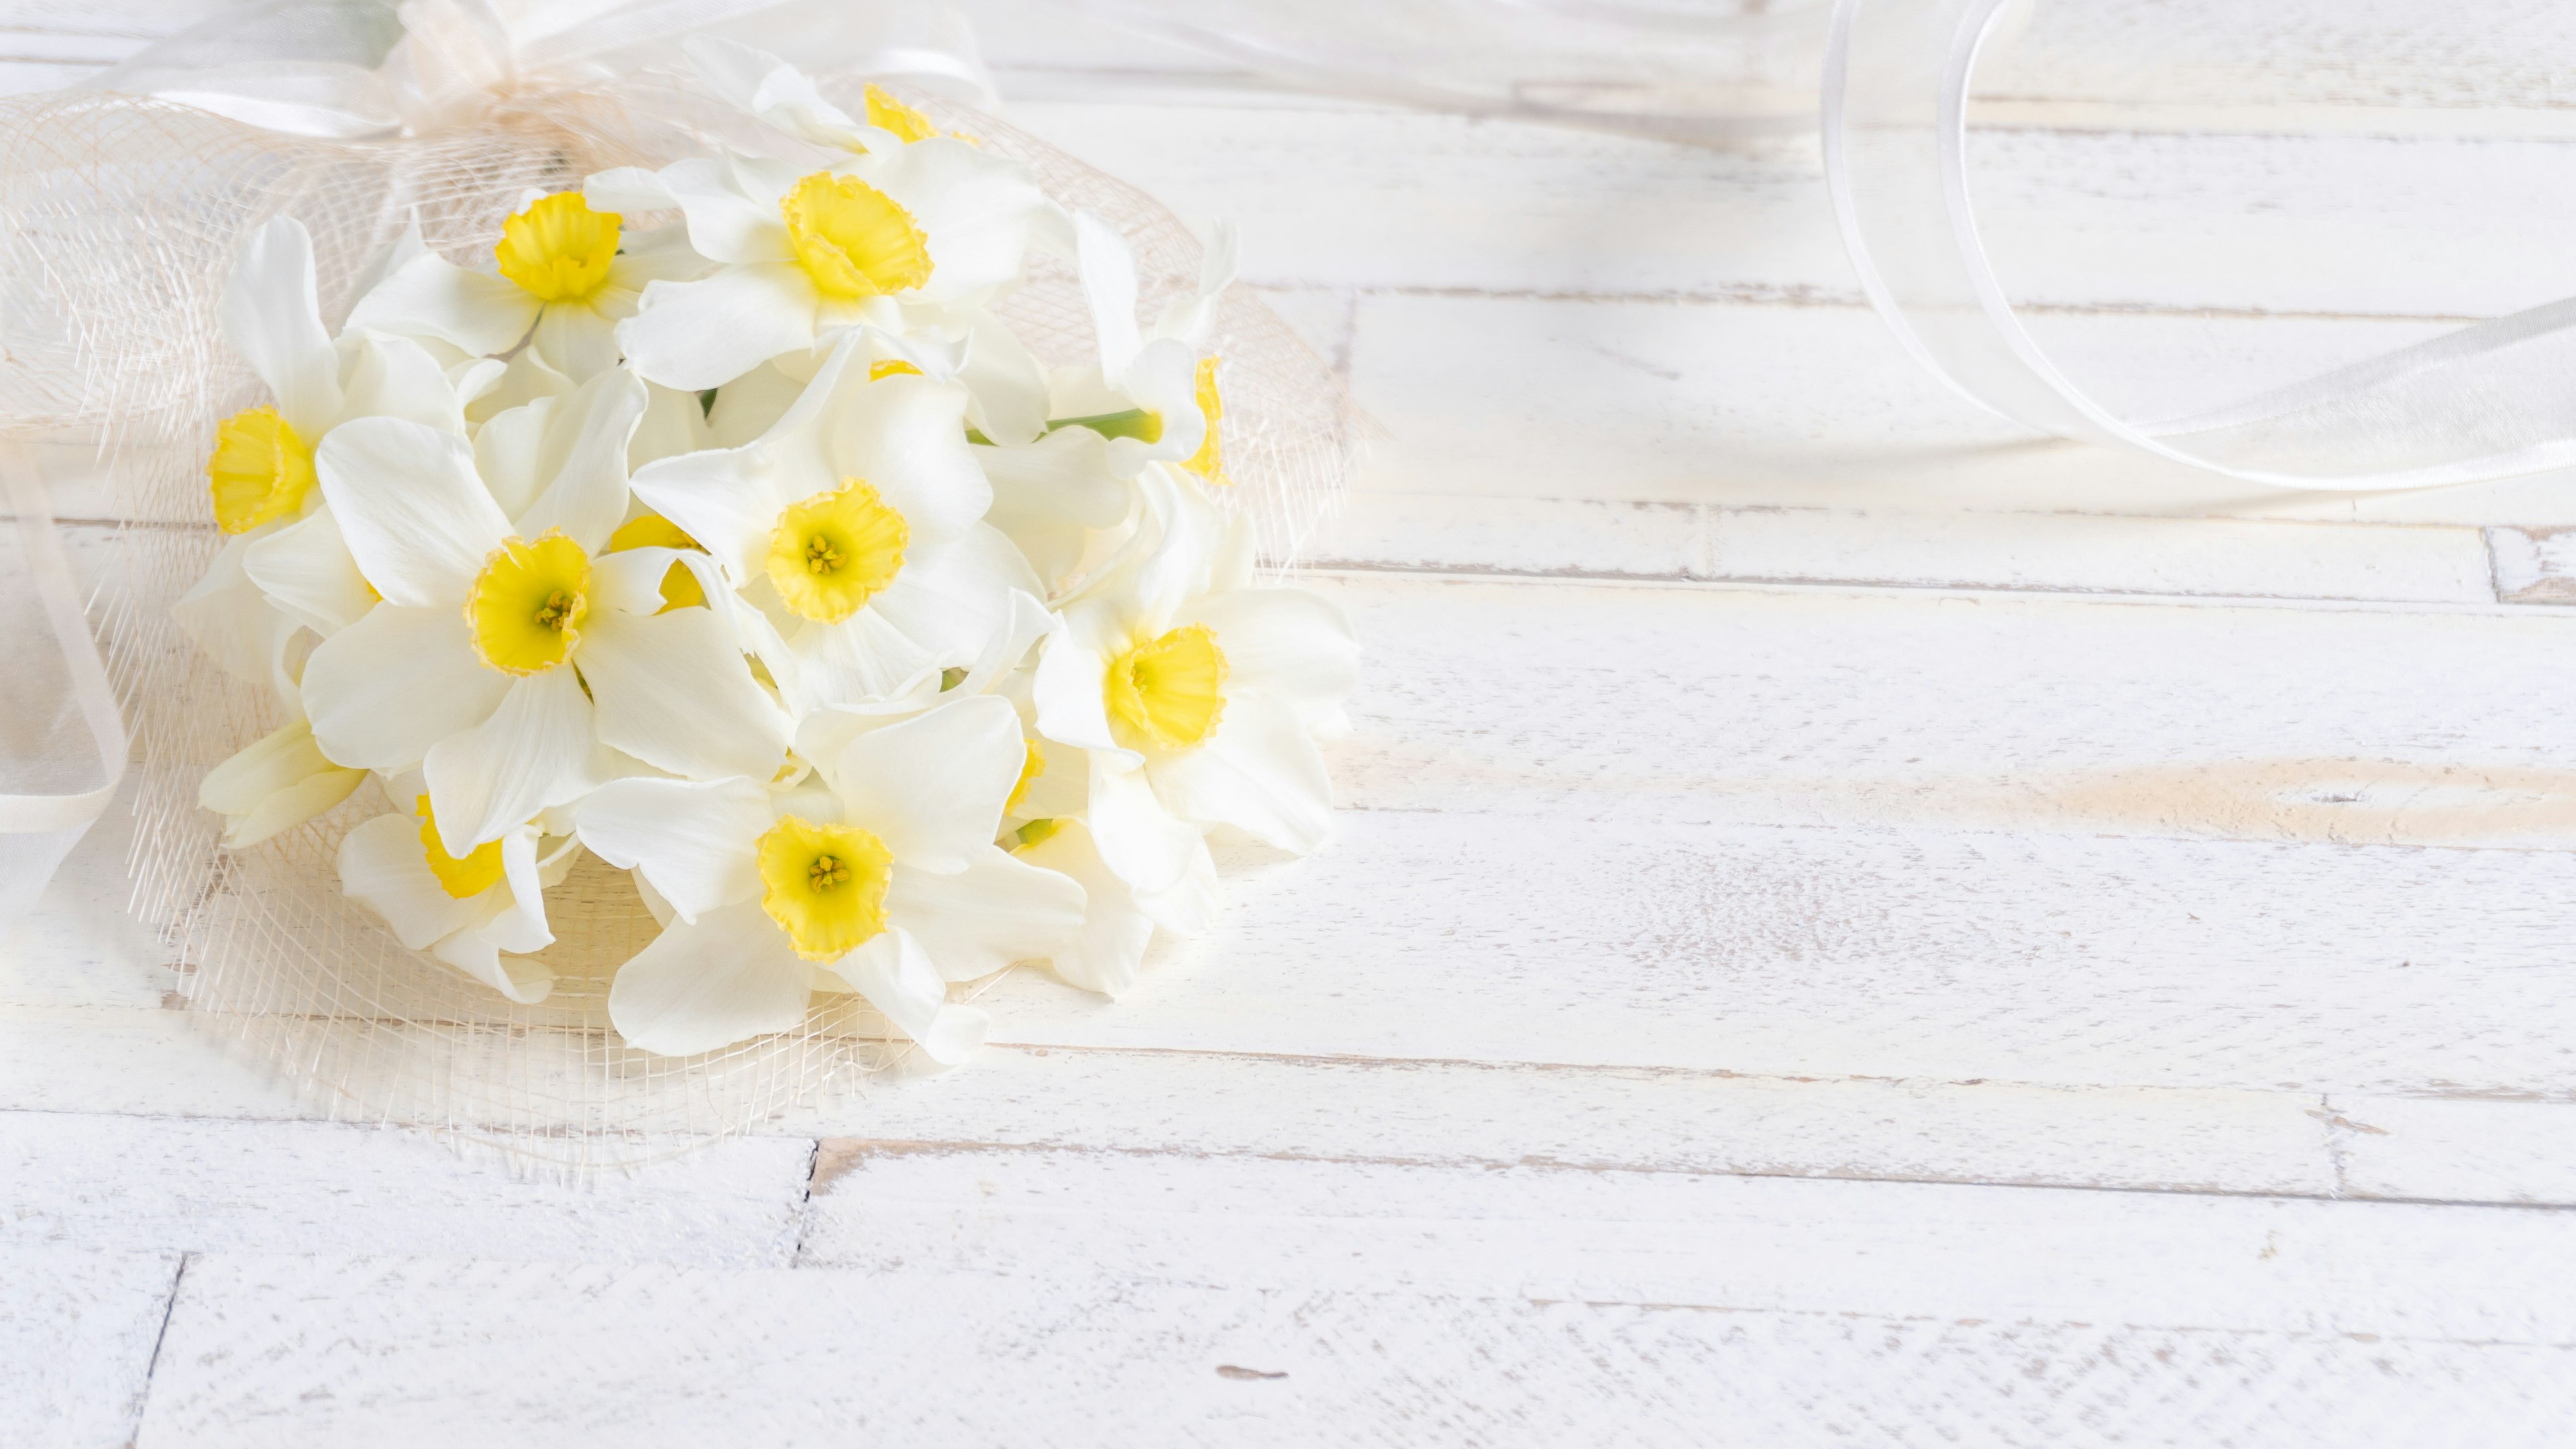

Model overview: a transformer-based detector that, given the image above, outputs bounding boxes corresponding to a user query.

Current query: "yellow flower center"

[764,480,908,623]
[466,531,591,675]
[868,358,923,382]
[494,192,621,305]
[1007,739,1045,814]
[1106,624,1228,751]
[756,814,893,961]
[416,793,504,899]
[781,171,932,300]
[1181,355,1227,486]
[864,84,940,144]
[607,511,707,612]
[208,406,317,535]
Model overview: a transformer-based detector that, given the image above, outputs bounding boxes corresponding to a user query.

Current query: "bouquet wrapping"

[0,0,1355,1163]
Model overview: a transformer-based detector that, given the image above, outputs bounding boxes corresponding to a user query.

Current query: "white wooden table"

[9,1,2576,1443]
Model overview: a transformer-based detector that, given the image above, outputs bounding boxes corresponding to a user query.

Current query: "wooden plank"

[0,1244,179,1449]
[2332,1095,2576,1207]
[970,808,2576,1096]
[1346,291,2576,527]
[133,1187,2576,1445]
[1314,574,2576,841]
[810,1044,2337,1197]
[1012,101,2576,312]
[1314,492,2496,602]
[795,1148,2576,1338]
[2487,525,2576,604]
[1,1111,816,1265]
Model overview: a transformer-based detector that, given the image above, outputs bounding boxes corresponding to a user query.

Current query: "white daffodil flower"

[1051,211,1238,485]
[346,190,706,379]
[1032,473,1358,911]
[178,217,488,694]
[592,68,1047,390]
[197,713,366,850]
[300,366,793,856]
[576,694,1083,1060]
[689,37,979,158]
[628,333,1042,711]
[339,785,572,1004]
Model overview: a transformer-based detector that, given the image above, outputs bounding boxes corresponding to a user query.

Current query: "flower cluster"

[180,48,1356,1063]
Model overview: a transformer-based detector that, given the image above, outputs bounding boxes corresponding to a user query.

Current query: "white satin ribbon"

[1,443,125,924]
[85,0,994,139]
[1824,0,2576,491]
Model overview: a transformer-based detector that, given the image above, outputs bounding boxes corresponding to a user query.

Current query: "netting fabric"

[0,70,1350,1168]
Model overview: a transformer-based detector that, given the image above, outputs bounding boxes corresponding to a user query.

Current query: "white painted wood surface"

[8,1,2576,1442]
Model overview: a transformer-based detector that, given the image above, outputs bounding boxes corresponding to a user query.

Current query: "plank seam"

[810,1136,2576,1214]
[125,1250,188,1449]
[1298,564,2576,619]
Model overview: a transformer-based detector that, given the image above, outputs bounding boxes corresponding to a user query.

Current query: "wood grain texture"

[7,1,2576,1439]
[0,1244,179,1449]
[0,1112,814,1265]
[1316,492,2497,602]
[131,1245,2576,1448]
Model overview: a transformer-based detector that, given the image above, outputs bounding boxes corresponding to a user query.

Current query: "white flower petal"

[575,775,768,921]
[789,608,944,710]
[585,165,680,217]
[608,900,813,1056]
[531,302,622,381]
[466,347,574,426]
[621,262,817,390]
[704,360,807,448]
[631,382,714,468]
[303,603,508,771]
[347,250,541,357]
[580,607,790,782]
[429,928,556,1004]
[645,157,797,267]
[1181,588,1359,718]
[199,718,365,849]
[824,372,989,539]
[861,526,1039,666]
[824,926,987,1065]
[241,504,372,637]
[476,830,557,957]
[979,425,1129,530]
[1086,753,1202,894]
[317,419,513,606]
[1147,691,1335,855]
[875,139,1044,306]
[1012,820,1154,996]
[421,665,596,855]
[606,227,712,292]
[473,396,554,520]
[223,216,342,436]
[512,365,647,551]
[1030,619,1122,757]
[339,810,479,950]
[1131,833,1222,936]
[959,312,1051,447]
[828,694,1022,871]
[337,333,473,431]
[173,533,299,699]
[886,845,1085,982]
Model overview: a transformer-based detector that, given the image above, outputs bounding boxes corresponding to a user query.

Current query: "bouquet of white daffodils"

[175,47,1356,1071]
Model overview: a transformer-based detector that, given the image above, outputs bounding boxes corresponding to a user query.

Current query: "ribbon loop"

[1825,0,2576,492]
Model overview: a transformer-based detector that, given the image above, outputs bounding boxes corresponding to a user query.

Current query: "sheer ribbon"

[1823,0,2576,491]
[2,0,992,916]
